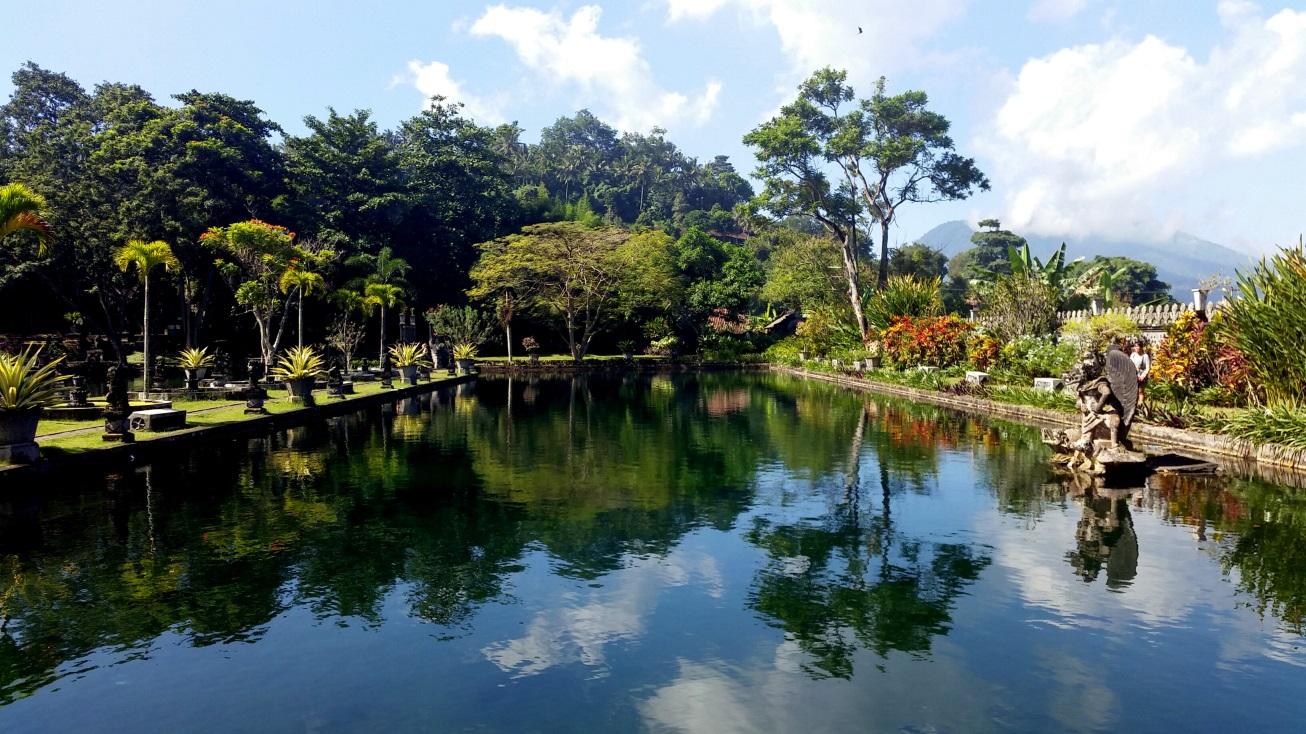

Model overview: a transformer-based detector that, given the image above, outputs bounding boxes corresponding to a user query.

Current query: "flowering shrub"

[882,315,974,368]
[1153,310,1255,403]
[967,334,1001,369]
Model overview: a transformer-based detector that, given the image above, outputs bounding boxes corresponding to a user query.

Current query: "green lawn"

[33,377,446,455]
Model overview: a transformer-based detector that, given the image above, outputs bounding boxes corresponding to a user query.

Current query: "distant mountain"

[914,220,1256,296]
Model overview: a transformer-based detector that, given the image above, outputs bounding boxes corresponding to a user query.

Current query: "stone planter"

[286,377,316,403]
[0,409,41,464]
[457,359,475,375]
[398,365,419,385]
[623,352,634,361]
[865,357,881,370]
[528,353,540,365]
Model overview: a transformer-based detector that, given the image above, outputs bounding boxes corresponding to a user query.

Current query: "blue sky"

[5,0,1306,254]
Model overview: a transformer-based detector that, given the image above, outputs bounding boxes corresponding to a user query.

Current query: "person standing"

[1130,338,1151,406]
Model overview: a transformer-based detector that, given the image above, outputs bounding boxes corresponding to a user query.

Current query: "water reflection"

[0,374,1303,731]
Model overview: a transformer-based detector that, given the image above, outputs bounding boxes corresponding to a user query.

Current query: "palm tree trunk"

[506,322,513,364]
[142,275,151,398]
[298,288,305,348]
[378,304,387,367]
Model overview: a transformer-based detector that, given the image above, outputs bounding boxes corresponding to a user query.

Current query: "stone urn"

[0,409,42,463]
[456,359,475,375]
[286,376,316,403]
[0,409,41,446]
[399,365,419,385]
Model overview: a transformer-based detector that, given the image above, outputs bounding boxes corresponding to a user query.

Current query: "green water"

[1,373,1304,733]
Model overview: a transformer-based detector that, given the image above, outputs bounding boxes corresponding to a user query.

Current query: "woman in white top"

[1130,338,1151,406]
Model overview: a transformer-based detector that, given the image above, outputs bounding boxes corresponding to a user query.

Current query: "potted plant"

[864,340,883,370]
[176,346,216,390]
[389,342,432,385]
[453,343,478,374]
[522,336,540,364]
[0,347,69,463]
[618,340,637,361]
[270,346,326,405]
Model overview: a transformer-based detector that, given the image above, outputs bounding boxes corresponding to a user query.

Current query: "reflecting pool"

[1,373,1304,732]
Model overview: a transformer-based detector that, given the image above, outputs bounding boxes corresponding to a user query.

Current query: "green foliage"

[1221,243,1306,404]
[1213,404,1306,450]
[989,384,1077,412]
[0,347,68,410]
[425,305,495,347]
[762,336,804,366]
[794,307,863,356]
[863,275,943,330]
[997,336,1078,379]
[269,346,326,380]
[1060,313,1140,353]
[761,235,845,309]
[113,239,180,281]
[0,182,52,252]
[175,346,215,370]
[887,243,948,281]
[388,342,431,368]
[1068,255,1173,306]
[980,273,1060,341]
[452,343,478,360]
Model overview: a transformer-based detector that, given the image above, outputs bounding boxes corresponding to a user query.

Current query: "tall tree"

[113,239,180,394]
[364,283,404,366]
[202,219,304,365]
[746,69,988,341]
[469,223,630,361]
[279,267,326,348]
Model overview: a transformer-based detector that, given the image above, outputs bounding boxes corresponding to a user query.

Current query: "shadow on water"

[0,372,1303,727]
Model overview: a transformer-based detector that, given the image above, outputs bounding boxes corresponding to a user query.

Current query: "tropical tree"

[201,219,304,366]
[364,283,405,367]
[0,183,52,252]
[469,222,630,361]
[745,68,988,344]
[113,239,180,392]
[279,267,327,348]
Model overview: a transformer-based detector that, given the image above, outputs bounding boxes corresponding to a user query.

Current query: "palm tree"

[346,246,411,288]
[279,267,326,348]
[364,283,405,368]
[113,240,180,395]
[0,182,52,253]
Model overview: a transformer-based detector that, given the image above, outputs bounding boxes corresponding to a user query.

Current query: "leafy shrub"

[425,305,495,347]
[1220,243,1306,404]
[997,336,1078,379]
[882,315,974,368]
[967,334,1001,369]
[1151,310,1253,404]
[990,384,1077,412]
[762,337,803,365]
[649,335,680,356]
[388,342,432,368]
[0,347,68,410]
[794,306,863,355]
[1060,313,1140,352]
[864,275,943,330]
[452,343,479,360]
[270,346,326,380]
[1213,404,1306,450]
[979,273,1060,342]
[175,346,216,370]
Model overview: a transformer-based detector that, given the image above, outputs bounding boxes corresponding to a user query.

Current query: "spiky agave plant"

[452,343,478,361]
[176,346,216,370]
[269,346,327,381]
[388,342,431,368]
[0,348,68,410]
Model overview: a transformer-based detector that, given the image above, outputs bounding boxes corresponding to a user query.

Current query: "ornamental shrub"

[864,275,944,330]
[1220,242,1306,404]
[1153,310,1255,403]
[997,336,1078,379]
[882,315,974,368]
[967,333,1001,369]
[1060,313,1140,352]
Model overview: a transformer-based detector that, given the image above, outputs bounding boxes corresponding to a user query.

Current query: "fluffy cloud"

[981,2,1306,240]
[665,0,969,82]
[395,59,505,123]
[470,4,721,131]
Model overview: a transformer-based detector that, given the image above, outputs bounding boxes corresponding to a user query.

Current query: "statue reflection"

[1059,474,1141,590]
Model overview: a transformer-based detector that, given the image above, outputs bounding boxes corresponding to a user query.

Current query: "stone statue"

[244,358,268,414]
[1043,342,1145,474]
[380,351,394,389]
[327,363,345,400]
[102,363,135,442]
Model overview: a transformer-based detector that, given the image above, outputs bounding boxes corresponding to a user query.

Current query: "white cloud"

[1028,0,1088,23]
[980,3,1306,241]
[395,59,505,123]
[663,0,970,83]
[469,4,721,131]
